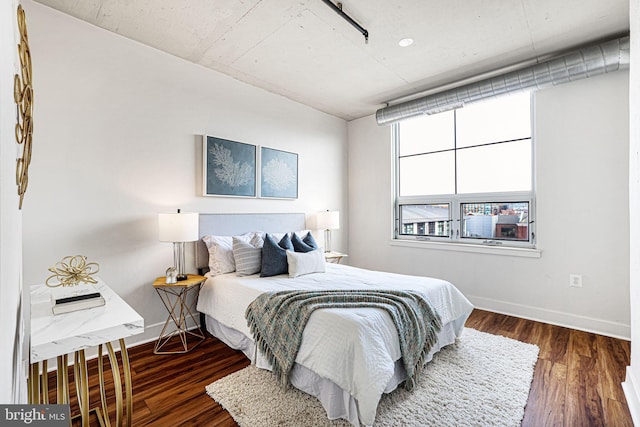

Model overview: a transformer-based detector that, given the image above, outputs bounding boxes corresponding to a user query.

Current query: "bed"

[195,213,473,426]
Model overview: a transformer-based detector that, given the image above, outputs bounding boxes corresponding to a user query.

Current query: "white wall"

[348,71,629,339]
[623,0,640,421]
[0,0,26,404]
[21,1,348,345]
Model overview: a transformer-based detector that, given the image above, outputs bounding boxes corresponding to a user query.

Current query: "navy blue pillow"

[303,232,319,249]
[291,232,318,253]
[260,233,294,277]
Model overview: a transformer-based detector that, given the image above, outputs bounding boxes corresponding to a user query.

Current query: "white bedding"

[197,263,473,426]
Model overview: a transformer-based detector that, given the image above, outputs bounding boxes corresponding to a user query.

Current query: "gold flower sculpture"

[45,255,100,288]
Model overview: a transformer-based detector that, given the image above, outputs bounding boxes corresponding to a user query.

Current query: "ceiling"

[33,0,629,121]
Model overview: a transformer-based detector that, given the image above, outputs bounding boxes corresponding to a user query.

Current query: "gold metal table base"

[154,284,205,354]
[28,338,133,427]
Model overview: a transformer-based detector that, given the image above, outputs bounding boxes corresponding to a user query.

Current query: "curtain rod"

[320,0,368,43]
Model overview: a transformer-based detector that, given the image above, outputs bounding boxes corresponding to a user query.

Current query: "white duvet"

[197,263,473,426]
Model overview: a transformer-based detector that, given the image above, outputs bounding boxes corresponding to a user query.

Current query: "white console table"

[29,278,144,426]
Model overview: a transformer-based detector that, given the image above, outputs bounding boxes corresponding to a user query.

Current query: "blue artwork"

[204,136,256,197]
[260,147,298,199]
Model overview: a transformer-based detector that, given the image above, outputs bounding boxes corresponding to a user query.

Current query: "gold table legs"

[154,285,205,354]
[28,338,133,426]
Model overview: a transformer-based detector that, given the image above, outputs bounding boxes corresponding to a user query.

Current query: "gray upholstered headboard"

[195,213,307,271]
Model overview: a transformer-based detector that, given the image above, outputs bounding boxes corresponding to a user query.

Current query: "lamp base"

[324,229,332,253]
[172,242,189,281]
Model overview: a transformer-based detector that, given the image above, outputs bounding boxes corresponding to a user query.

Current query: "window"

[399,204,450,238]
[461,202,529,242]
[395,92,534,247]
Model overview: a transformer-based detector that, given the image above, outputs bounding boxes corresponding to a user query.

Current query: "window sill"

[389,239,542,258]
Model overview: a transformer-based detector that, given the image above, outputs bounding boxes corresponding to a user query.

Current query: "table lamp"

[317,210,339,253]
[158,209,199,281]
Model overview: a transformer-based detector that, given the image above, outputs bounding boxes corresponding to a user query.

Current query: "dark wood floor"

[46,309,632,426]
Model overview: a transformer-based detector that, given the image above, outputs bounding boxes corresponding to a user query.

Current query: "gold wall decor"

[14,4,33,209]
[46,255,100,288]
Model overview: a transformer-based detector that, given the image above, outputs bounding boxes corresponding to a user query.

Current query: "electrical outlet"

[569,274,582,288]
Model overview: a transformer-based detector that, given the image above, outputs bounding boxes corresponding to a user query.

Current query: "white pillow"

[286,249,326,278]
[233,234,263,276]
[202,232,253,275]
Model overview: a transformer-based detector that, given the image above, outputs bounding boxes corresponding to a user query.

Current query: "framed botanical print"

[203,136,257,197]
[260,147,298,199]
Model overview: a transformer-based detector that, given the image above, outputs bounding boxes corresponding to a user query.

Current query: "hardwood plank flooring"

[45,309,631,426]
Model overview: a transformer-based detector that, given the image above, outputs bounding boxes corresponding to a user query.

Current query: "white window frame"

[393,96,537,250]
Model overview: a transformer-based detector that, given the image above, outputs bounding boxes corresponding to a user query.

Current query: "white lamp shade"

[317,210,340,230]
[158,212,199,242]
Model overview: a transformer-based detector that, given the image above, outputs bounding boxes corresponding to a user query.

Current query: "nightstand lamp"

[159,209,199,281]
[317,210,339,253]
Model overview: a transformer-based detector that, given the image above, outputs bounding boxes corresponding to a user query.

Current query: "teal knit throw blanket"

[245,289,442,391]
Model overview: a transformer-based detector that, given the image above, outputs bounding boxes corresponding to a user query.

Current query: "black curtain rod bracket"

[320,0,369,43]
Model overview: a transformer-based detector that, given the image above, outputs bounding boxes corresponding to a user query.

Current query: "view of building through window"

[461,202,529,241]
[400,204,450,237]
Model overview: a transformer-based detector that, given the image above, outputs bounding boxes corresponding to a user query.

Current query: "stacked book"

[51,284,105,315]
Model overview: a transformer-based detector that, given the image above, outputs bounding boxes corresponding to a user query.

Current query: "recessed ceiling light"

[398,38,414,47]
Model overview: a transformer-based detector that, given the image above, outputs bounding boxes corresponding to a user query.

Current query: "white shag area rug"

[205,328,539,427]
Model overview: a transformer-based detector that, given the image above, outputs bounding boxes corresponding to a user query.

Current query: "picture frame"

[203,136,257,197]
[259,147,298,199]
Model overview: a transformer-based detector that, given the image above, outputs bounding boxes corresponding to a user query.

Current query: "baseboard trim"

[468,295,630,340]
[623,367,640,426]
[124,317,200,349]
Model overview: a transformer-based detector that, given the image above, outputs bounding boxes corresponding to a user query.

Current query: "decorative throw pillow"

[291,231,319,252]
[233,234,263,276]
[286,249,326,278]
[260,233,294,277]
[302,231,319,250]
[203,232,253,275]
[249,232,264,247]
